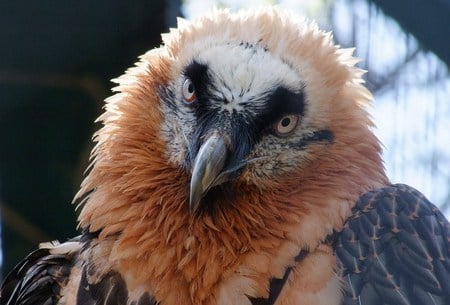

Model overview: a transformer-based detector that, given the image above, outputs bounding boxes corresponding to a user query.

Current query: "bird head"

[76,7,387,242]
[160,42,333,213]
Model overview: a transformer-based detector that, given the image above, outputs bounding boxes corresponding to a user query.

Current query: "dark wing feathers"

[336,184,450,305]
[76,264,157,305]
[0,245,75,305]
[76,266,128,305]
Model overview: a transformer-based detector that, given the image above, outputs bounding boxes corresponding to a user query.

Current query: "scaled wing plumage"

[336,184,450,305]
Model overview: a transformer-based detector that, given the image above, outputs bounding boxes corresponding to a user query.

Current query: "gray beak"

[189,133,228,214]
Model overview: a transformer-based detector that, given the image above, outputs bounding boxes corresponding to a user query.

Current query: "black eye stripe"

[268,86,305,117]
[183,61,209,96]
[252,85,305,133]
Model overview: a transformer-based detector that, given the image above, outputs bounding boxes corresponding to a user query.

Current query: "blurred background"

[0,0,449,278]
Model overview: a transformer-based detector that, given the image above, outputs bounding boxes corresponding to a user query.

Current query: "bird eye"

[182,78,197,103]
[274,114,299,136]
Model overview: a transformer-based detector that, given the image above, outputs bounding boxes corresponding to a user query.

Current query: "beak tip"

[189,193,200,214]
[189,176,205,214]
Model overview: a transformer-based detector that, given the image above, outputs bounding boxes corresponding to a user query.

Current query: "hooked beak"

[189,133,229,214]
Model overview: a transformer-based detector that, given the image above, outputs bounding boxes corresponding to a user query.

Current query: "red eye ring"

[274,114,299,137]
[182,78,197,103]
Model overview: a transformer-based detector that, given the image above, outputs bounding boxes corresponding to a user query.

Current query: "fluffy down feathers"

[1,7,449,305]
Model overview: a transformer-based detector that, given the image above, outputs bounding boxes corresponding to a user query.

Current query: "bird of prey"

[1,7,449,305]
